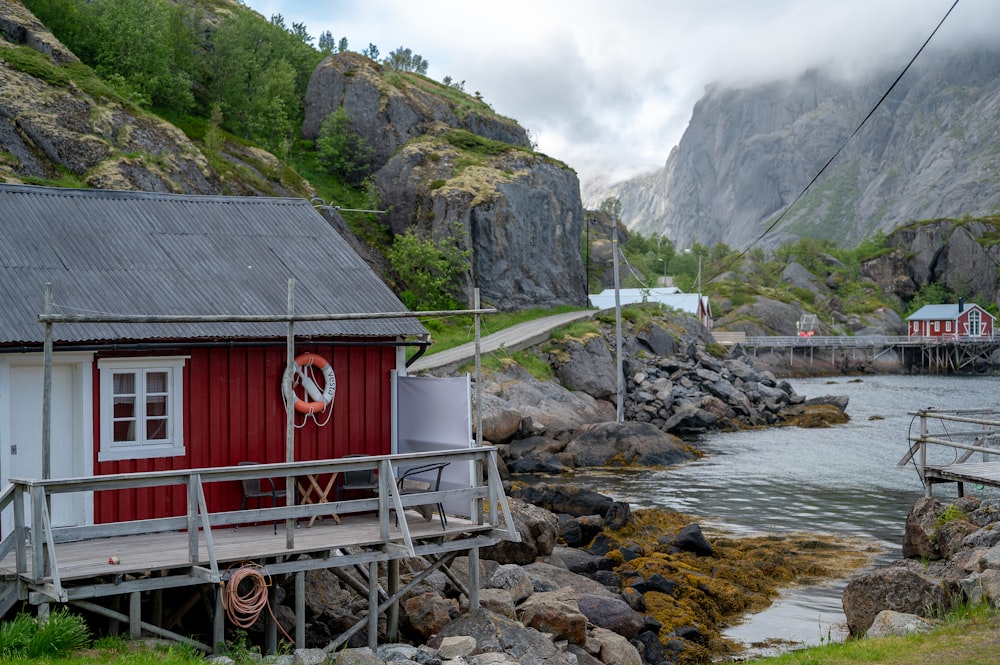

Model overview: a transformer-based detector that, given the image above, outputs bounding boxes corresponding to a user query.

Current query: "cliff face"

[619,49,1000,250]
[305,53,588,311]
[861,218,1000,308]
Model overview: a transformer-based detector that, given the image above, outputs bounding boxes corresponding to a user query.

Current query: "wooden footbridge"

[714,333,1000,372]
[899,409,1000,497]
[0,450,516,654]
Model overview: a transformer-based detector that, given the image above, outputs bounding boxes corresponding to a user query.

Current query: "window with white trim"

[98,357,187,462]
[946,321,952,332]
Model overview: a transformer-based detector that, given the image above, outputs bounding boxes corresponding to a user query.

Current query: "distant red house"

[0,185,431,529]
[906,301,995,339]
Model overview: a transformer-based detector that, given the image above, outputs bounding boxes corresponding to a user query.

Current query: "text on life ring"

[286,353,336,415]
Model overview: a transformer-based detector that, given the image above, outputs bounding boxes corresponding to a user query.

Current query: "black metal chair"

[396,462,449,530]
[334,454,378,503]
[238,461,287,534]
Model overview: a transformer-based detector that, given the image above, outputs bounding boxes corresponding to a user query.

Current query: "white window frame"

[98,357,187,462]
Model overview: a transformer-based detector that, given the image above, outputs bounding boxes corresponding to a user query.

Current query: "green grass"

[417,305,587,357]
[742,607,1000,665]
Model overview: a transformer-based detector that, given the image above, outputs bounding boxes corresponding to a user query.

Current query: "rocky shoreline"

[209,312,874,665]
[218,311,999,665]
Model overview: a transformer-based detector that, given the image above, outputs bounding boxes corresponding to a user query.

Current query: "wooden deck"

[0,450,517,653]
[900,409,1000,497]
[0,512,491,587]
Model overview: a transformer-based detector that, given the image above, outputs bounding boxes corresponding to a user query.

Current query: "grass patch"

[417,305,587,357]
[744,607,1000,664]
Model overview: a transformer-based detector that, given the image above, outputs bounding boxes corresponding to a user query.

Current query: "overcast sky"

[243,0,998,187]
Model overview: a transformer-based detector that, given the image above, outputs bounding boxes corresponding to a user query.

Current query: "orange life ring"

[285,353,336,415]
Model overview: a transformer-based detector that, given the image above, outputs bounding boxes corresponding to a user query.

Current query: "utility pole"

[612,223,623,422]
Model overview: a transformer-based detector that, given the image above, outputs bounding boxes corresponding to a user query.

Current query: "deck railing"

[0,448,515,601]
[898,409,1000,496]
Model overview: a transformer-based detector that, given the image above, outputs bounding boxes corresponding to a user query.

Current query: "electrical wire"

[710,0,962,282]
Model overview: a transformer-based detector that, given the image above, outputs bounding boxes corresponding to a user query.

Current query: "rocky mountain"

[304,53,588,311]
[615,48,1000,250]
[0,1,588,313]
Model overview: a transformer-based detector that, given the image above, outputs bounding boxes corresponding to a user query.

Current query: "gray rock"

[511,484,613,518]
[488,564,534,603]
[552,336,616,399]
[902,497,944,560]
[292,648,328,665]
[865,610,935,639]
[431,608,576,664]
[437,635,478,660]
[576,594,644,639]
[522,562,620,599]
[480,498,558,565]
[564,421,696,467]
[842,564,950,636]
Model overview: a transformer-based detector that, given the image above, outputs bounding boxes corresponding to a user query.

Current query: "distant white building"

[588,288,712,329]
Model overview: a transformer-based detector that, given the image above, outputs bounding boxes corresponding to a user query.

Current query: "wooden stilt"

[367,561,378,650]
[295,571,305,649]
[129,591,141,640]
[387,559,399,642]
[213,585,225,654]
[468,548,480,611]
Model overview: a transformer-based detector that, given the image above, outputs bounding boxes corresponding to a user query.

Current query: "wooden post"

[42,284,53,482]
[213,585,225,654]
[367,561,379,650]
[129,592,141,640]
[468,548,480,610]
[295,571,305,648]
[286,279,296,548]
[387,559,399,642]
[265,589,277,654]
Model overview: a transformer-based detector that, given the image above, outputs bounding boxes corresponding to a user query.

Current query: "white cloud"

[245,0,1000,186]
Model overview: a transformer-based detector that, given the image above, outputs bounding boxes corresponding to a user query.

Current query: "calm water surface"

[559,374,1000,653]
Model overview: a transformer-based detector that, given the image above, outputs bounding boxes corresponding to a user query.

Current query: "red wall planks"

[93,342,398,522]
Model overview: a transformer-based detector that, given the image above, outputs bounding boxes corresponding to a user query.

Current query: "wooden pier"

[899,409,1000,497]
[718,334,1000,373]
[0,450,516,654]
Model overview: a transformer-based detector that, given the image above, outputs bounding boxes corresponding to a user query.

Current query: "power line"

[713,0,961,280]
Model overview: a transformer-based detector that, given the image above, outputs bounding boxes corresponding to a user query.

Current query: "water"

[559,374,1000,654]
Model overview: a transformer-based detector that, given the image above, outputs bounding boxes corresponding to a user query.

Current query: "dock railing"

[898,408,1000,497]
[0,447,516,603]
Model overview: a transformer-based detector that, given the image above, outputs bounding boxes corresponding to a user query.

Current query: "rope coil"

[222,563,293,643]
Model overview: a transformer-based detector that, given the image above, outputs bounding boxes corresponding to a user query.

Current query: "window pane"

[146,372,167,395]
[147,418,167,440]
[113,395,136,419]
[113,373,135,396]
[114,420,136,443]
[147,394,167,418]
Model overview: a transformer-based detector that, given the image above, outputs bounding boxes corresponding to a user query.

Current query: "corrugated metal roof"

[0,184,427,344]
[907,303,991,321]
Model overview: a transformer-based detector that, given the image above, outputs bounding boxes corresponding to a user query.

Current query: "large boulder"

[564,421,697,467]
[842,564,951,636]
[902,497,945,560]
[479,498,558,565]
[430,608,575,665]
[483,365,614,433]
[576,594,644,640]
[511,483,614,518]
[516,588,588,644]
[551,335,617,399]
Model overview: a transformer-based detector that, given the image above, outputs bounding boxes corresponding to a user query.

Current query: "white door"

[1,355,93,535]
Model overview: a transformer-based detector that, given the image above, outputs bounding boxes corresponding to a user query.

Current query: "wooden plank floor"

[924,461,1000,486]
[0,510,489,583]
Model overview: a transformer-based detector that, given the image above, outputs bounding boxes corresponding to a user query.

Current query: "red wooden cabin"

[906,300,995,339]
[0,184,431,530]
